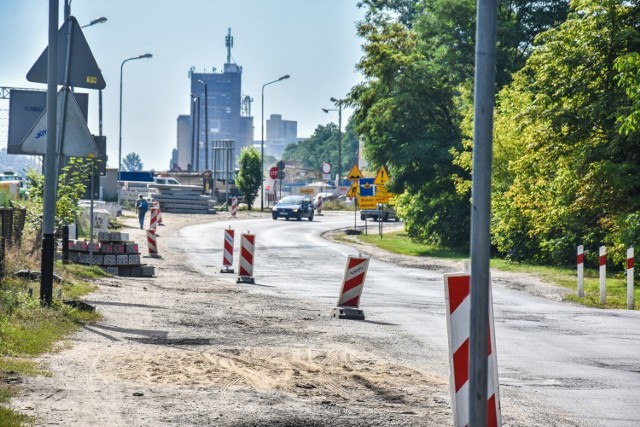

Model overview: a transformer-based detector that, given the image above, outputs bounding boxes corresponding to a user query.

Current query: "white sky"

[0,0,364,170]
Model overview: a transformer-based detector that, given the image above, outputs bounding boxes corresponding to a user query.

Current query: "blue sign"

[359,178,375,197]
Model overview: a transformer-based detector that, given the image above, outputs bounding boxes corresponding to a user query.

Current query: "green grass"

[357,230,639,310]
[1,261,101,425]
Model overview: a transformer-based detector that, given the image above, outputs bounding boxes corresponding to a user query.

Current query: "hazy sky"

[0,0,365,171]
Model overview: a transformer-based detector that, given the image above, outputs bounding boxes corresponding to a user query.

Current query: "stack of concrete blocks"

[66,231,154,277]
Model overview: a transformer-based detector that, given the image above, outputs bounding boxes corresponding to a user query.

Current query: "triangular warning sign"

[374,166,390,185]
[347,182,360,197]
[347,164,364,180]
[20,88,99,157]
[27,16,106,90]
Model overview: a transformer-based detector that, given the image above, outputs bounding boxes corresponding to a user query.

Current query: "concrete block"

[120,232,129,242]
[69,252,79,263]
[100,243,113,253]
[117,267,131,276]
[128,254,141,265]
[108,232,122,241]
[141,266,155,277]
[112,243,125,253]
[130,267,143,277]
[125,243,139,253]
[103,255,117,266]
[88,242,100,252]
[98,231,110,241]
[116,254,129,265]
[75,241,88,251]
[105,266,119,275]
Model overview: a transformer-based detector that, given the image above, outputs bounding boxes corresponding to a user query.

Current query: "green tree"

[284,119,359,177]
[236,146,262,211]
[122,152,143,171]
[25,158,93,237]
[461,0,640,265]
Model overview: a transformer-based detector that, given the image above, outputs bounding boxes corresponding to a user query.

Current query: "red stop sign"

[269,167,279,179]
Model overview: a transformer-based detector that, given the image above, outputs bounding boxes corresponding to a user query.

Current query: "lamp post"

[322,96,344,185]
[197,79,209,171]
[81,16,107,28]
[261,74,290,211]
[118,53,152,194]
[190,94,198,172]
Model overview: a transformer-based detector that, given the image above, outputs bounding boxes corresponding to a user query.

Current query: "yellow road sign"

[347,164,364,180]
[358,197,377,210]
[347,182,360,197]
[373,166,390,185]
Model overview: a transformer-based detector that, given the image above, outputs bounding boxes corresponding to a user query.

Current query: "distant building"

[176,29,254,173]
[266,114,298,159]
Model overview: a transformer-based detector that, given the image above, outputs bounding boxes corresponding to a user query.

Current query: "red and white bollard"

[237,232,255,284]
[331,254,370,320]
[444,273,501,427]
[316,195,323,215]
[221,226,235,274]
[599,245,606,304]
[627,247,634,310]
[577,245,584,298]
[147,228,159,257]
[231,196,238,218]
[149,206,159,231]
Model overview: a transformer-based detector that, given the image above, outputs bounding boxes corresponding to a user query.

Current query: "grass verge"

[1,257,103,426]
[357,230,639,310]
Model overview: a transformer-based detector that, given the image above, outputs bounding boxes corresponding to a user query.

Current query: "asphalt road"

[174,211,640,426]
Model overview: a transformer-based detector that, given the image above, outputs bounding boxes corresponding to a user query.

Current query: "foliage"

[457,0,640,266]
[351,0,568,250]
[122,152,143,172]
[25,158,93,237]
[236,146,262,210]
[284,118,359,176]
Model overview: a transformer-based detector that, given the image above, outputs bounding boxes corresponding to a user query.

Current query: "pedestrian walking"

[135,195,149,229]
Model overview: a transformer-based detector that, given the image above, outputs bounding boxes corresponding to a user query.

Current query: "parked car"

[272,195,315,221]
[360,204,399,222]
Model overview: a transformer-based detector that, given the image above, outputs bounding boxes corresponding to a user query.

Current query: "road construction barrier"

[577,245,584,298]
[149,206,159,231]
[316,195,323,215]
[147,228,158,257]
[628,247,634,310]
[599,246,606,304]
[331,254,369,320]
[154,201,163,225]
[237,232,255,284]
[231,196,238,218]
[444,273,500,427]
[221,226,235,274]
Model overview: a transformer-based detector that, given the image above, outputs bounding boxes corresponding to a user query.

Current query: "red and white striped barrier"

[149,206,159,231]
[154,201,163,225]
[231,196,238,218]
[221,227,235,274]
[444,273,500,427]
[316,195,323,215]
[577,245,584,298]
[146,228,158,257]
[237,232,255,284]
[331,255,370,320]
[627,247,634,310]
[599,245,606,304]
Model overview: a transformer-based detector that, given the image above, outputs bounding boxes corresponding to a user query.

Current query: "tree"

[122,152,143,171]
[236,146,262,211]
[284,118,359,176]
[455,0,640,265]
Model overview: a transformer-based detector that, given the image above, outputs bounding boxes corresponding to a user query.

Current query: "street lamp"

[197,79,209,171]
[261,74,290,210]
[190,94,199,172]
[322,97,344,185]
[118,53,152,194]
[81,16,107,28]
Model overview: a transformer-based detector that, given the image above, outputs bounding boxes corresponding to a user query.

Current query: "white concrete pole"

[627,247,634,310]
[599,246,606,304]
[577,245,584,298]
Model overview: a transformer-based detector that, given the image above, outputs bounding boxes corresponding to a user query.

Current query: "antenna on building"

[225,27,234,64]
[188,66,195,78]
